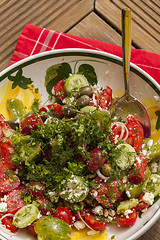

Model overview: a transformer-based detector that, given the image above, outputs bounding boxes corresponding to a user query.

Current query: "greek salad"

[0,63,160,240]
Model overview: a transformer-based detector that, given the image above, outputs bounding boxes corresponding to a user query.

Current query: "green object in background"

[7,98,26,121]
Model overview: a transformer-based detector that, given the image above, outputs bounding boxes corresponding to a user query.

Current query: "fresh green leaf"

[8,69,33,89]
[78,64,97,85]
[45,63,72,96]
[31,98,40,113]
[155,110,160,130]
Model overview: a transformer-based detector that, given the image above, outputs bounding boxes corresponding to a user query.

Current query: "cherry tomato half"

[54,80,67,101]
[98,86,112,110]
[85,214,108,231]
[53,207,73,226]
[0,171,20,193]
[115,208,137,226]
[1,215,18,233]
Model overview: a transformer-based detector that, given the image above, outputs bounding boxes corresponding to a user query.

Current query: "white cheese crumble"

[126,190,131,198]
[0,202,7,212]
[147,139,153,149]
[151,162,158,173]
[74,221,86,230]
[142,192,154,205]
[92,206,103,215]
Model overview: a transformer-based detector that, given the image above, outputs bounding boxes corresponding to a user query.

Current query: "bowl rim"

[0,48,159,240]
[0,48,159,92]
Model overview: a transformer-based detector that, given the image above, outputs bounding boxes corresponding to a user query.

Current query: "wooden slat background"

[0,1,159,239]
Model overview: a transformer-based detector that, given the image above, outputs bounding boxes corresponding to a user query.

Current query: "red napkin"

[10,24,160,85]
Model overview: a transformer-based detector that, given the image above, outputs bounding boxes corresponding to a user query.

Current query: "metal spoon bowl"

[111,9,151,138]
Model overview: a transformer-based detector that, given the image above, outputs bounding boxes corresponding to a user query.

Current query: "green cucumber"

[60,175,89,203]
[64,74,89,95]
[80,106,97,113]
[114,143,136,170]
[13,204,39,228]
[142,174,160,197]
[117,198,138,214]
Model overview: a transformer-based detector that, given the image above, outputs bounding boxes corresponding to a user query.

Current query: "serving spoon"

[111,8,151,138]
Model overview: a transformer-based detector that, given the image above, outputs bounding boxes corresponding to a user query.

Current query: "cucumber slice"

[13,204,39,228]
[80,106,97,113]
[117,199,138,214]
[64,74,89,95]
[115,143,136,170]
[142,174,160,197]
[60,175,89,203]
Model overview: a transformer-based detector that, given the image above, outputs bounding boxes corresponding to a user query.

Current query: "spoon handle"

[122,8,131,93]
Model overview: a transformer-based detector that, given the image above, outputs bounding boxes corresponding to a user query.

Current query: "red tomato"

[47,104,63,118]
[115,208,137,226]
[85,214,108,231]
[91,177,124,208]
[0,114,8,137]
[1,216,18,233]
[110,122,128,144]
[28,182,45,197]
[20,115,44,135]
[6,189,26,214]
[128,155,147,184]
[0,171,20,193]
[125,115,144,152]
[0,138,15,171]
[54,80,67,101]
[53,207,73,226]
[98,86,112,110]
[73,208,91,221]
[135,193,150,212]
[86,148,107,172]
[27,222,37,237]
[35,196,54,215]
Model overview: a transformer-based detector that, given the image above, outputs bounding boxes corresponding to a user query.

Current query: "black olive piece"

[7,119,19,130]
[61,105,78,117]
[76,95,90,108]
[79,86,93,97]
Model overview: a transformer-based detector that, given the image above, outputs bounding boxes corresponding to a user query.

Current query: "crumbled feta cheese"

[147,139,153,149]
[126,191,131,198]
[142,192,154,205]
[37,212,42,219]
[92,206,103,215]
[87,230,99,235]
[74,221,86,230]
[151,162,158,173]
[0,202,7,212]
[124,209,133,216]
[108,209,115,217]
[104,209,108,218]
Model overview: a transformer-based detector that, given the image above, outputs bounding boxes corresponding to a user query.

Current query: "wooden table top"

[0,0,159,239]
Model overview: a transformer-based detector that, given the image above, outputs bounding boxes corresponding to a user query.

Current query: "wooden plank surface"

[95,0,160,53]
[0,0,94,72]
[68,12,122,45]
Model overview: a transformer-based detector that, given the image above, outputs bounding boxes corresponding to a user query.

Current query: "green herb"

[8,69,33,89]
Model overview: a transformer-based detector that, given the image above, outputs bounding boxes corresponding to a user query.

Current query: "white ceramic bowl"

[0,49,159,240]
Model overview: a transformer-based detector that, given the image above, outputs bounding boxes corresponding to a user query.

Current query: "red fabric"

[10,24,160,85]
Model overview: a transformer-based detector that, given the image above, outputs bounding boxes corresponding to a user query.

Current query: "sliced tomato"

[20,114,44,135]
[6,189,26,214]
[35,196,54,215]
[135,193,150,212]
[128,155,147,184]
[85,214,108,231]
[0,138,15,171]
[1,216,18,233]
[86,148,107,172]
[98,86,112,110]
[0,171,20,193]
[91,177,124,208]
[47,104,63,118]
[0,114,8,137]
[54,80,67,101]
[53,207,73,226]
[115,208,137,226]
[125,115,144,152]
[28,182,45,197]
